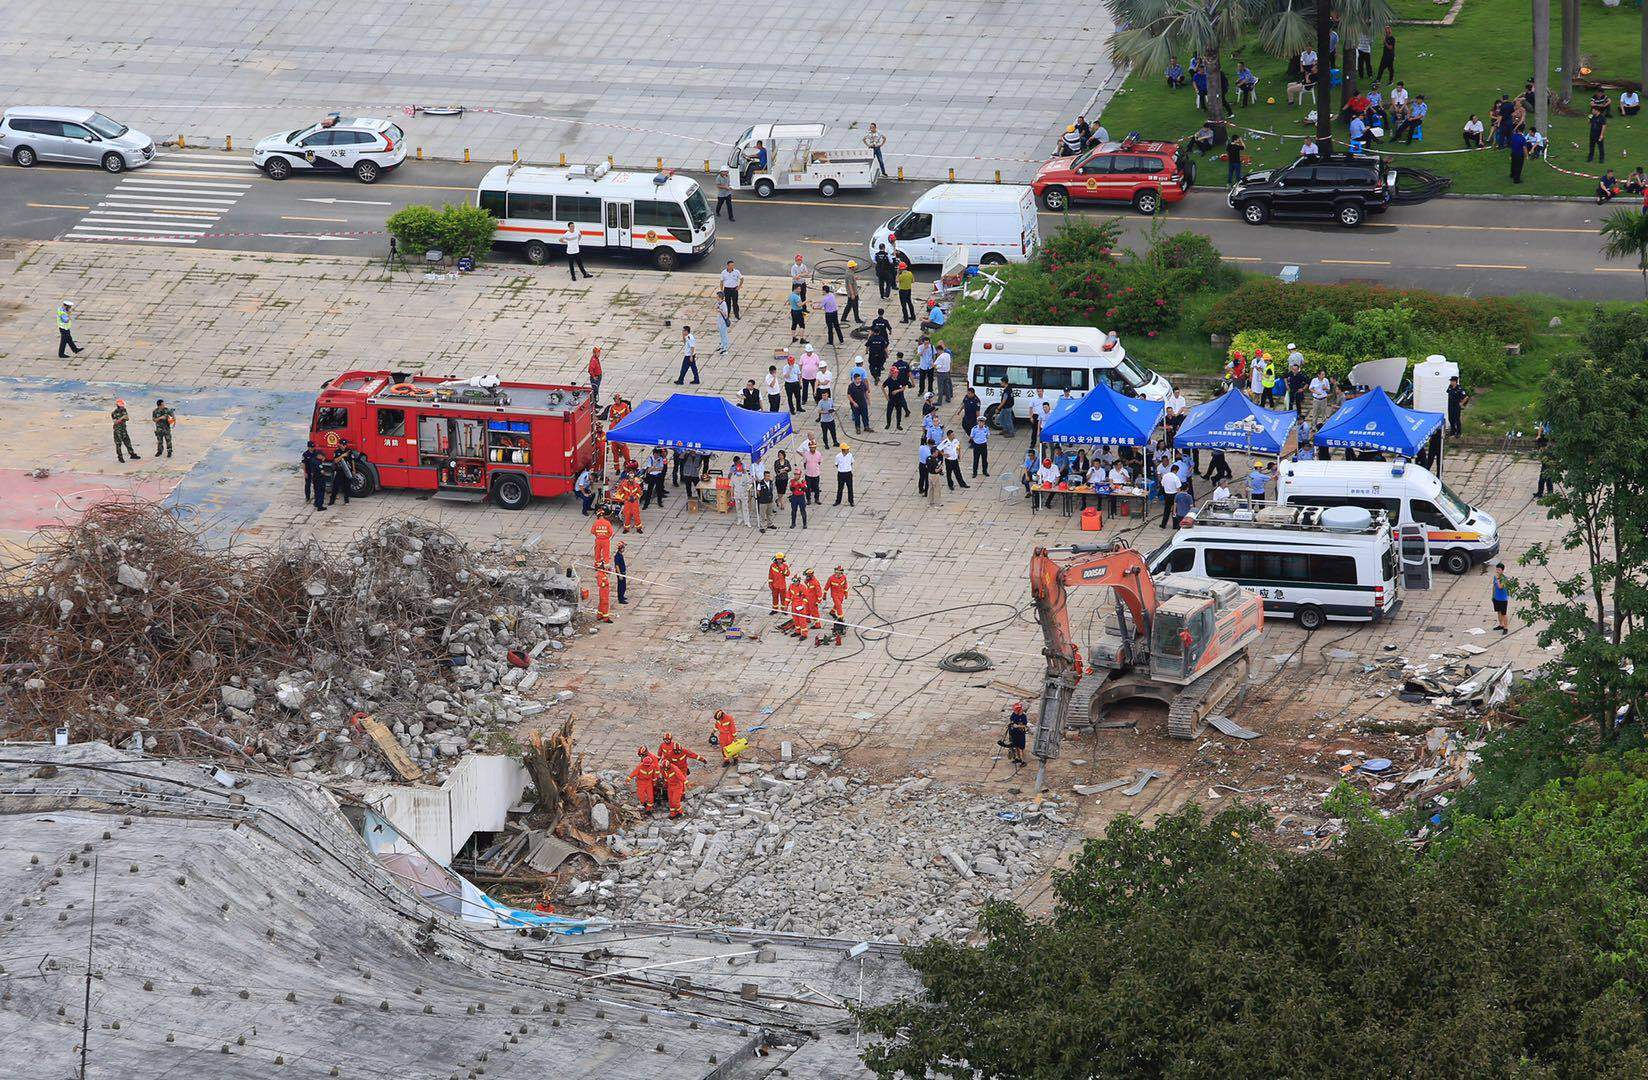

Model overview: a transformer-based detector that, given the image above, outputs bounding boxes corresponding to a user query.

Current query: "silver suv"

[0,107,155,173]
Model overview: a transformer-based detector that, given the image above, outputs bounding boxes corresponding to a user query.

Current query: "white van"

[968,324,1171,420]
[869,184,1038,267]
[1275,461,1498,575]
[1149,503,1402,630]
[477,162,714,271]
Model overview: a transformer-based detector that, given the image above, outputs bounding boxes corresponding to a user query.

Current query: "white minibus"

[478,162,714,271]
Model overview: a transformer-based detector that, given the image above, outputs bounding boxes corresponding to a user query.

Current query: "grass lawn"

[1094,0,1648,197]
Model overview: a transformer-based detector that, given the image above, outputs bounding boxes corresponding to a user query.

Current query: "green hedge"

[1203,279,1536,343]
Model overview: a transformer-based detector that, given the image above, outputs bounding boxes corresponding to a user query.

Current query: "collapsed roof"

[0,743,913,1078]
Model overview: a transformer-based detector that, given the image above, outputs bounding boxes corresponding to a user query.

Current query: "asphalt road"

[1,153,1637,299]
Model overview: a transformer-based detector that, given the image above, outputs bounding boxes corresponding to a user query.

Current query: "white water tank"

[1412,354,1459,415]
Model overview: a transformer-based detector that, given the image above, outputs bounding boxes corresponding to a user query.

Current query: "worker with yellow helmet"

[842,259,863,324]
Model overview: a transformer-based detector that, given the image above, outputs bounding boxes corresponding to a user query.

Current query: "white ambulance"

[477,162,715,270]
[968,324,1172,420]
[1276,461,1500,575]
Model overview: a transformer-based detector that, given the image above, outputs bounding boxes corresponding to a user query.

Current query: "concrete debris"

[1121,770,1162,797]
[1,505,587,783]
[576,764,1071,944]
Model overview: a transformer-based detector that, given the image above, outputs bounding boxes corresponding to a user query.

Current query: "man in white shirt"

[938,430,968,490]
[676,326,699,385]
[1033,457,1059,509]
[1308,369,1333,426]
[1213,480,1232,503]
[782,356,803,412]
[1106,463,1129,515]
[833,445,856,506]
[934,344,955,403]
[790,255,813,301]
[1157,466,1182,529]
[719,260,743,318]
[764,365,783,412]
[563,221,591,281]
[1300,48,1317,72]
[1389,82,1409,109]
[1286,344,1306,373]
[1300,137,1319,159]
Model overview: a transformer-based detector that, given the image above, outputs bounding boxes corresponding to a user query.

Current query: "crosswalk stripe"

[151,156,261,171]
[66,233,200,245]
[87,208,220,220]
[78,216,213,229]
[98,201,234,213]
[106,193,240,205]
[72,223,210,235]
[141,168,261,180]
[121,178,252,191]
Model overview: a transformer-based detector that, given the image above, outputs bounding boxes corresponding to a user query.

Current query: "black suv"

[1227,154,1391,228]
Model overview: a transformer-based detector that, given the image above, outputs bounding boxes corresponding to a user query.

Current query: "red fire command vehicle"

[308,370,597,510]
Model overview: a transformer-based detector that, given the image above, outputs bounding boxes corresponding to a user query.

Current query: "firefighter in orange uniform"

[768,553,791,615]
[661,756,688,818]
[787,576,813,638]
[825,566,849,619]
[628,746,661,811]
[803,569,823,622]
[595,561,614,622]
[607,396,633,468]
[711,710,739,766]
[658,732,703,781]
[591,510,615,564]
[617,469,644,533]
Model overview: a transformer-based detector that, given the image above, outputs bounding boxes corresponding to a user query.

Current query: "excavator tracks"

[1166,656,1251,741]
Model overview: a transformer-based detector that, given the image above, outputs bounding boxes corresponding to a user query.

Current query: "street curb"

[1441,192,1597,204]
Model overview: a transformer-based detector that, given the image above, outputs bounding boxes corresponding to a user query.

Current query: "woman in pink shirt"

[801,437,823,505]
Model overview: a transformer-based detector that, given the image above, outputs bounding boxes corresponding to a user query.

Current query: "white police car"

[252,116,406,184]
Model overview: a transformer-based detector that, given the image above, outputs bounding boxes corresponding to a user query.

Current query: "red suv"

[1031,140,1195,215]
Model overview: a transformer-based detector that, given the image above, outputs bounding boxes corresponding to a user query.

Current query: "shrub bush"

[387,203,497,264]
[1432,329,1511,389]
[1040,218,1122,270]
[1147,231,1229,291]
[386,204,442,254]
[1203,278,1536,342]
[1307,304,1421,363]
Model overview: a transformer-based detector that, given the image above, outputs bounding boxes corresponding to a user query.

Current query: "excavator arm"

[1027,543,1159,781]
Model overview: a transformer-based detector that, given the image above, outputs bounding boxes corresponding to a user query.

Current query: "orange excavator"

[1029,541,1263,786]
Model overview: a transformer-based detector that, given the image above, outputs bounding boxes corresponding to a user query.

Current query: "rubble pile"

[567,758,1073,944]
[0,502,582,779]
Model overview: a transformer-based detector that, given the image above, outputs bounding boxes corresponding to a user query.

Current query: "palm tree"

[1333,0,1393,109]
[1560,0,1579,104]
[1106,0,1313,129]
[1599,209,1648,298]
[1533,0,1549,138]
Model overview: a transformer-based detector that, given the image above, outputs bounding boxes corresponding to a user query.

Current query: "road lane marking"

[72,166,255,248]
[1455,263,1528,270]
[1319,259,1391,266]
[375,182,478,193]
[299,197,391,206]
[1224,256,1263,262]
[1593,267,1641,273]
[27,202,92,210]
[281,215,349,222]
[798,238,861,246]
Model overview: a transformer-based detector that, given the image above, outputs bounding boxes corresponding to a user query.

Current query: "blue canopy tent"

[1313,386,1443,459]
[1039,384,1165,446]
[606,393,792,460]
[1172,388,1298,455]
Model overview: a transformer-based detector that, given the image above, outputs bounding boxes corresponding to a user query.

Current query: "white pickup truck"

[726,123,878,198]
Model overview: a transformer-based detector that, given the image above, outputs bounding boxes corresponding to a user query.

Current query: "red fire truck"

[308,370,597,509]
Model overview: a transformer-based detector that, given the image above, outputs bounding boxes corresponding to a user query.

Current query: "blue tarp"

[1172,388,1298,454]
[1039,384,1165,446]
[606,393,792,459]
[1313,386,1443,457]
